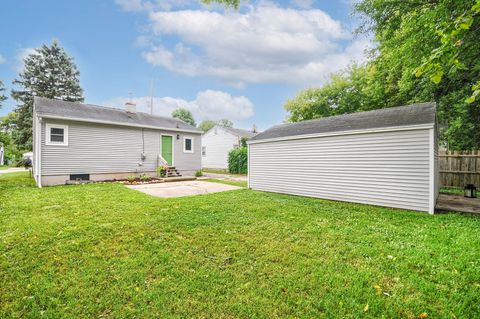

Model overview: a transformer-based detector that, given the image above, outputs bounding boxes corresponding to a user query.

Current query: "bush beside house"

[228,147,248,174]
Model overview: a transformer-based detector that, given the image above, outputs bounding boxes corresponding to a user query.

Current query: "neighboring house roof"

[204,125,257,138]
[34,97,202,133]
[250,102,436,142]
[221,126,257,138]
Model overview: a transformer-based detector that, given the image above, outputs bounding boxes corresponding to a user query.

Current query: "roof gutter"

[247,123,435,145]
[37,114,202,134]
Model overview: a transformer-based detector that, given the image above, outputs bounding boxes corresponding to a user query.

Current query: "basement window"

[46,124,68,146]
[70,174,90,181]
[183,137,194,153]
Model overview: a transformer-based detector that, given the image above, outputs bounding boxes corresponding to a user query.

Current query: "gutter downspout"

[36,115,42,188]
[247,141,250,189]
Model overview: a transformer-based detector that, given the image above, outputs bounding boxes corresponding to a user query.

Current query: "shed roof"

[34,97,202,133]
[250,102,436,142]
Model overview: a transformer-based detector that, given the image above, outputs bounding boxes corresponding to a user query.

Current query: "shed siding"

[433,128,439,202]
[41,119,201,176]
[201,126,239,169]
[249,129,431,212]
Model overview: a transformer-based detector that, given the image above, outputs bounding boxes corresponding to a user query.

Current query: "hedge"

[228,147,248,174]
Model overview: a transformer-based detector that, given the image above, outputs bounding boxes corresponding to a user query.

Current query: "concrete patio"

[127,180,243,198]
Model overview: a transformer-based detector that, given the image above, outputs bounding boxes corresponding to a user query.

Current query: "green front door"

[161,135,173,166]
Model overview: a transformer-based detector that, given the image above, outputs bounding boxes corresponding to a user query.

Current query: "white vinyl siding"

[41,119,201,176]
[249,128,433,213]
[201,126,239,169]
[433,128,439,205]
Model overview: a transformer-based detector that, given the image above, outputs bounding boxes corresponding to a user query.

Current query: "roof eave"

[37,113,202,134]
[247,123,435,144]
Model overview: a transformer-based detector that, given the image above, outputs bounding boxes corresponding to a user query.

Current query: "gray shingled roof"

[222,126,257,138]
[34,97,201,133]
[250,102,436,142]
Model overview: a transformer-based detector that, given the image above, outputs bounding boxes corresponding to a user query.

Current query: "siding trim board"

[247,123,434,145]
[248,126,438,214]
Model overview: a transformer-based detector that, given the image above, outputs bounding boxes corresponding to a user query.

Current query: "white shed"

[248,103,439,214]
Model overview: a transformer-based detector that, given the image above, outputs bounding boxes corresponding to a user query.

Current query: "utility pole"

[149,79,155,115]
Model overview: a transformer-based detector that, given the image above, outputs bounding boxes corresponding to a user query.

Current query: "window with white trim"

[202,146,206,156]
[46,124,68,146]
[183,137,194,153]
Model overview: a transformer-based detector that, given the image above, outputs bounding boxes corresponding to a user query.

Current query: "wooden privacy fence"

[439,150,480,187]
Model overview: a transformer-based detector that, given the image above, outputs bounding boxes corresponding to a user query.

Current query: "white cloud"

[104,90,254,123]
[0,54,6,64]
[136,2,371,86]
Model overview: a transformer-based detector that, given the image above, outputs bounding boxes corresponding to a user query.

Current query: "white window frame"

[45,123,69,146]
[202,146,206,156]
[183,136,194,153]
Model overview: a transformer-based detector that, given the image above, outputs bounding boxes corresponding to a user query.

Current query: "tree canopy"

[0,80,7,109]
[198,119,234,132]
[171,108,196,126]
[11,40,84,150]
[202,0,239,8]
[217,119,233,128]
[198,120,217,132]
[285,0,480,150]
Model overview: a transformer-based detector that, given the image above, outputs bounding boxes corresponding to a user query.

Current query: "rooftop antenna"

[128,91,133,103]
[149,79,155,115]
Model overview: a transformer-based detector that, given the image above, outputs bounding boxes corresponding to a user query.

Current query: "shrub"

[140,174,151,182]
[195,170,203,177]
[228,147,248,174]
[127,176,136,183]
[240,137,248,147]
[156,166,167,177]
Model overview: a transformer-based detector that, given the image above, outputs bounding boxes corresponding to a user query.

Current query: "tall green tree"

[286,0,480,150]
[0,112,22,163]
[0,80,7,108]
[354,0,480,149]
[285,64,387,122]
[172,108,196,126]
[11,40,84,150]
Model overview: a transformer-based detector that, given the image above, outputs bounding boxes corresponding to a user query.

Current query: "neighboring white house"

[32,97,202,187]
[248,103,439,214]
[202,125,256,169]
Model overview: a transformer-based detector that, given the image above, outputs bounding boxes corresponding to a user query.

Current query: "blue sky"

[0,0,368,130]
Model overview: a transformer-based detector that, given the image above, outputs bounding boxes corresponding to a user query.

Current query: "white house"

[202,125,256,169]
[248,103,439,214]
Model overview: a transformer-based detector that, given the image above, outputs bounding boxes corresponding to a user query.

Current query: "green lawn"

[440,186,464,195]
[0,165,12,170]
[204,178,248,188]
[1,172,479,318]
[202,168,246,176]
